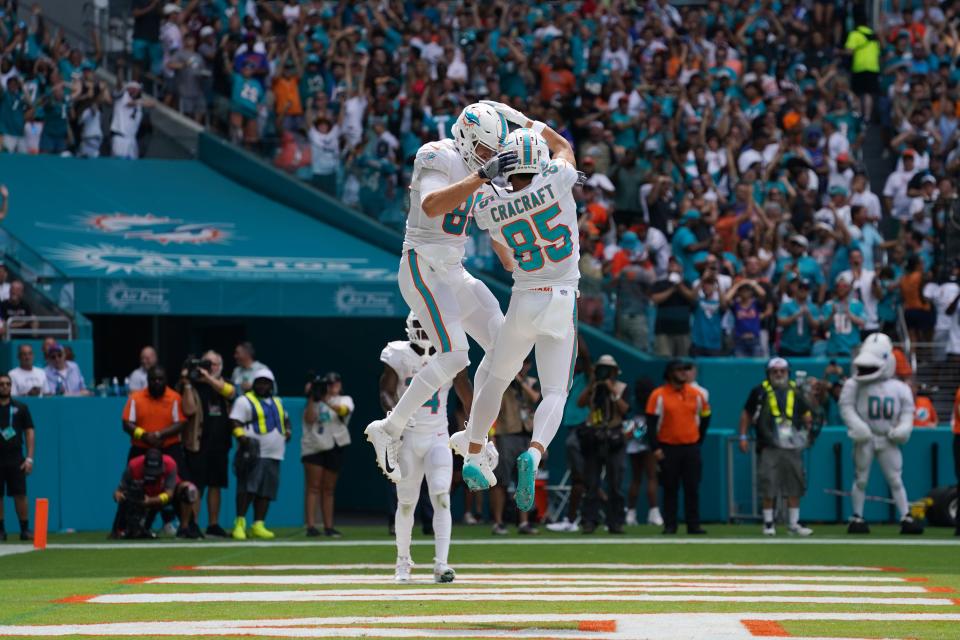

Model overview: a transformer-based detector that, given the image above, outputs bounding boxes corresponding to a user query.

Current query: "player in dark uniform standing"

[0,373,35,541]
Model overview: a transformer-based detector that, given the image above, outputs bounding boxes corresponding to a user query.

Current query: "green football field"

[1,524,959,639]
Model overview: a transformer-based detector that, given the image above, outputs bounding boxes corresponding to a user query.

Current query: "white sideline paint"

[151,573,915,584]
[0,544,32,558]
[181,563,893,573]
[5,613,960,639]
[81,589,956,606]
[42,537,960,550]
[144,576,931,593]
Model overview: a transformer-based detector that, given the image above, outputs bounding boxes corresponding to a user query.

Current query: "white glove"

[479,100,530,128]
[846,424,872,443]
[887,427,911,445]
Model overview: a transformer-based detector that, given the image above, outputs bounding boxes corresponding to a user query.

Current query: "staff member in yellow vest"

[229,369,290,540]
[844,11,881,124]
[739,358,815,537]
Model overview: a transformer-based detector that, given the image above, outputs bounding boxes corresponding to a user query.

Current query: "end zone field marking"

[7,613,960,639]
[741,620,791,637]
[173,563,899,572]
[149,573,917,584]
[74,589,960,606]
[137,576,933,593]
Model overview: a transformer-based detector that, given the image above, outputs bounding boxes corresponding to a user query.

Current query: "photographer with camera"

[111,448,199,539]
[229,369,290,540]
[301,372,354,538]
[178,351,236,537]
[650,258,697,357]
[577,355,630,534]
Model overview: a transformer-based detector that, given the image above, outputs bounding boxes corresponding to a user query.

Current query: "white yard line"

[151,573,916,583]
[44,537,960,550]
[0,544,33,558]
[143,576,933,593]
[5,613,960,639]
[79,589,958,606]
[178,563,896,573]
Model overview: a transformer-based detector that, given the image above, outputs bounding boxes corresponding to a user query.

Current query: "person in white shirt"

[929,262,960,360]
[307,112,342,196]
[882,150,918,221]
[9,344,45,397]
[839,249,879,331]
[127,346,158,393]
[0,265,10,303]
[850,172,882,223]
[110,82,148,159]
[230,341,273,393]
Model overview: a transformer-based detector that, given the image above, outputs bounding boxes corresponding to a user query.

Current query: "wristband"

[739,434,748,441]
[25,457,33,464]
[233,426,246,439]
[220,382,235,399]
[133,427,145,440]
[158,492,170,505]
[531,120,546,135]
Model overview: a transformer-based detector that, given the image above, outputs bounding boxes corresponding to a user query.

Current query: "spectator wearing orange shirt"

[646,360,711,535]
[273,49,305,134]
[122,366,190,472]
[901,255,934,344]
[539,57,575,102]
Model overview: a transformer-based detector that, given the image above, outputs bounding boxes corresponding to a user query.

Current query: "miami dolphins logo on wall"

[85,213,233,245]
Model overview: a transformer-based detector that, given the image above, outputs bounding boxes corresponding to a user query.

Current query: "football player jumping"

[450,122,580,514]
[364,103,518,483]
[379,314,480,583]
[840,333,924,534]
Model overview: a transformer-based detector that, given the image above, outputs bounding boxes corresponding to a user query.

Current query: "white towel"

[532,287,576,339]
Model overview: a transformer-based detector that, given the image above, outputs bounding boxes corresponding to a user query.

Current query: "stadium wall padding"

[5,396,953,532]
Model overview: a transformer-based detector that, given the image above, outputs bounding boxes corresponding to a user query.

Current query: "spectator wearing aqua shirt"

[0,77,30,154]
[672,209,709,283]
[691,277,726,357]
[611,97,637,150]
[822,274,866,356]
[38,84,69,155]
[777,279,821,357]
[774,235,826,303]
[230,62,265,148]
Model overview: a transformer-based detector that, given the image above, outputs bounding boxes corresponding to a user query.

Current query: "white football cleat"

[762,522,776,536]
[433,563,456,584]
[365,418,402,483]
[788,524,813,537]
[394,556,414,583]
[647,507,664,526]
[625,509,637,526]
[449,430,499,467]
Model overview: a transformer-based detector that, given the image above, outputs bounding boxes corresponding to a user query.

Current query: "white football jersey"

[473,158,581,290]
[404,139,489,257]
[839,377,914,435]
[380,340,451,432]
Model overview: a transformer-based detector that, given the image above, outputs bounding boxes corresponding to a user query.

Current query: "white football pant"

[395,428,453,565]
[851,437,910,520]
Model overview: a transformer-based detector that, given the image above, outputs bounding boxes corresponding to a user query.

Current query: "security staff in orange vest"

[646,359,711,535]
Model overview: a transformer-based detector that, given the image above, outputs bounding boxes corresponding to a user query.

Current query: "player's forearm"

[422,174,485,217]
[25,429,34,459]
[540,124,575,166]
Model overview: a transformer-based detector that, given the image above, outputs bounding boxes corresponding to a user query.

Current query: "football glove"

[576,170,588,186]
[479,99,530,128]
[477,150,519,181]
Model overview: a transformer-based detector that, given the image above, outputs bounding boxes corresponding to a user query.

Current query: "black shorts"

[904,308,935,332]
[187,448,230,490]
[852,71,879,96]
[0,461,26,497]
[302,447,343,473]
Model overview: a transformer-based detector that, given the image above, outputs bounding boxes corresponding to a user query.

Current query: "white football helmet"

[405,312,432,351]
[853,333,895,382]
[451,103,507,172]
[502,128,549,178]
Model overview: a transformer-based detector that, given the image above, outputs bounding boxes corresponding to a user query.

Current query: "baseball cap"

[620,231,640,251]
[46,342,64,355]
[163,3,181,15]
[582,156,595,165]
[836,152,851,164]
[835,273,853,286]
[143,448,164,481]
[828,184,848,197]
[681,209,701,223]
[921,173,937,185]
[789,234,809,248]
[766,357,789,370]
[902,149,916,158]
[796,277,812,289]
[200,25,215,37]
[596,354,620,369]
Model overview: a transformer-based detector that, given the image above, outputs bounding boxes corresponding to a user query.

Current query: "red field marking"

[121,576,157,585]
[925,586,955,593]
[170,566,196,571]
[577,620,616,632]
[741,620,790,637]
[53,595,93,604]
[953,598,960,605]
[904,577,929,582]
